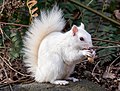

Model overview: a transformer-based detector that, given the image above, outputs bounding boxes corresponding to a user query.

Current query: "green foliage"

[36,0,120,65]
[0,0,120,65]
[0,0,28,61]
[80,0,120,65]
[9,31,22,60]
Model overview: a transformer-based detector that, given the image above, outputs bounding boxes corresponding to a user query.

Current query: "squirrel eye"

[80,37,84,41]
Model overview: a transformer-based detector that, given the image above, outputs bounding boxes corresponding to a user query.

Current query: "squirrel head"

[70,23,93,49]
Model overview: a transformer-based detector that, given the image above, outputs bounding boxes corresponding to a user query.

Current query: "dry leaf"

[114,10,120,20]
[118,82,120,90]
[32,13,38,17]
[27,0,38,22]
[27,0,37,8]
[103,71,116,79]
[31,7,38,14]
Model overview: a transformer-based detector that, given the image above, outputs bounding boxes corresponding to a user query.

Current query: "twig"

[0,27,5,46]
[87,0,94,6]
[89,45,120,50]
[92,38,120,45]
[81,0,94,20]
[92,61,100,82]
[0,0,5,14]
[108,56,120,72]
[0,76,34,86]
[2,60,13,91]
[0,21,29,27]
[69,0,120,26]
[0,25,11,41]
[0,56,30,77]
[9,84,13,91]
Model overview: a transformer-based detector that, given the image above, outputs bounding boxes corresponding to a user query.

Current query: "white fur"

[22,6,65,77]
[23,6,95,85]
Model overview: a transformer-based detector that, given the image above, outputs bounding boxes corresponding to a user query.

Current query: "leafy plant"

[0,0,120,65]
[70,0,120,66]
[43,0,120,66]
[9,31,23,60]
[0,0,120,90]
[0,0,29,61]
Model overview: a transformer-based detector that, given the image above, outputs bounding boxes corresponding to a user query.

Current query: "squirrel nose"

[83,44,93,49]
[83,44,89,49]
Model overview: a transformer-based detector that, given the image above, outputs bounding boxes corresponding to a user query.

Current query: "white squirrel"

[23,6,95,85]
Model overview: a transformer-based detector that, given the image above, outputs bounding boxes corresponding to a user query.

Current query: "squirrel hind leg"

[50,80,69,85]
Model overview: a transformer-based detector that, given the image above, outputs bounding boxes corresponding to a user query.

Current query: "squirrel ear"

[79,22,84,29]
[72,25,78,36]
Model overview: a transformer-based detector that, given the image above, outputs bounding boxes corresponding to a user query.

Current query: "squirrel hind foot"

[50,80,69,85]
[66,77,79,82]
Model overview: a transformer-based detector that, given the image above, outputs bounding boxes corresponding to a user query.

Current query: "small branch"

[0,76,34,85]
[108,56,120,71]
[0,56,30,77]
[92,38,120,45]
[87,0,94,6]
[69,0,120,26]
[0,27,5,46]
[0,0,5,14]
[1,58,13,91]
[89,45,120,50]
[92,61,100,83]
[0,22,29,27]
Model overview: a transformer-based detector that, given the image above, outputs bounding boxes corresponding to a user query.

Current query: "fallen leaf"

[103,71,116,79]
[118,82,120,90]
[114,10,120,20]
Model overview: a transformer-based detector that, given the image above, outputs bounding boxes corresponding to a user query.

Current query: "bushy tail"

[22,6,65,77]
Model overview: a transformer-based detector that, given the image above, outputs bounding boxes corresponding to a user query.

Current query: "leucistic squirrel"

[23,6,95,85]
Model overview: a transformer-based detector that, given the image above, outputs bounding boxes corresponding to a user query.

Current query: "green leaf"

[11,36,18,42]
[10,33,17,37]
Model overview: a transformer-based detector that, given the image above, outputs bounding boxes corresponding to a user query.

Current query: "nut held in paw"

[87,57,94,63]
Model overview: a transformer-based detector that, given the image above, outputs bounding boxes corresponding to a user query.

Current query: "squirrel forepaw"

[82,50,92,57]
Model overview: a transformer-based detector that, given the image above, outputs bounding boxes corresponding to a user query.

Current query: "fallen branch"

[69,0,120,26]
[92,38,120,45]
[0,0,5,14]
[0,76,34,86]
[89,45,120,50]
[1,56,13,91]
[0,22,29,27]
[0,56,30,77]
[92,61,100,83]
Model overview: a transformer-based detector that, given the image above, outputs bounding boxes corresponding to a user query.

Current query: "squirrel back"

[22,6,65,76]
